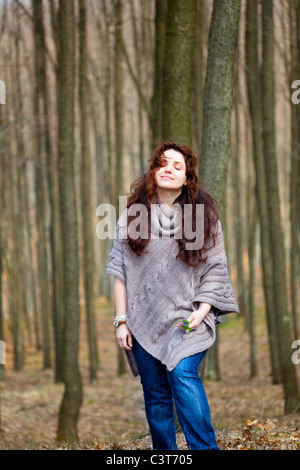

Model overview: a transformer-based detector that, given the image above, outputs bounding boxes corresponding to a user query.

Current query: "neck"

[156,188,182,207]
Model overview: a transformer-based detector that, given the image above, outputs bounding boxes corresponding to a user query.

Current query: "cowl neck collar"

[150,200,181,238]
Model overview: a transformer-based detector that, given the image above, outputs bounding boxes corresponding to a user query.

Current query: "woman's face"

[154,149,187,192]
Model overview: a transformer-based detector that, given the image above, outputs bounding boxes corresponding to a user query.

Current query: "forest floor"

[0,293,299,451]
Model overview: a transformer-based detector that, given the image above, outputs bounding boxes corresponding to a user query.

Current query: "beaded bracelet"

[113,315,127,328]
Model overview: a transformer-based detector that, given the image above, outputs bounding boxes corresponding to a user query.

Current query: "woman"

[106,141,239,450]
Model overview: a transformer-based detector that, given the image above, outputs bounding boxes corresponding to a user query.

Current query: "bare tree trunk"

[41,0,65,383]
[78,0,99,383]
[113,0,126,376]
[261,0,299,413]
[129,0,145,173]
[57,0,83,440]
[0,106,5,381]
[32,0,52,370]
[162,0,197,144]
[114,0,124,203]
[245,0,282,384]
[87,74,109,298]
[23,161,41,351]
[192,0,208,153]
[248,186,258,378]
[232,43,246,320]
[151,0,167,146]
[200,0,241,381]
[289,0,300,340]
[11,1,26,371]
[0,2,6,366]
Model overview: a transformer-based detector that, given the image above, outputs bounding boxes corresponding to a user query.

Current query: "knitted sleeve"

[106,217,126,285]
[192,220,240,316]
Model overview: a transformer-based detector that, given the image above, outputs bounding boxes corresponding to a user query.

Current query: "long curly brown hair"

[124,141,219,267]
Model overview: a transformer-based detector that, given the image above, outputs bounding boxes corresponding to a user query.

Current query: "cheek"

[155,167,164,178]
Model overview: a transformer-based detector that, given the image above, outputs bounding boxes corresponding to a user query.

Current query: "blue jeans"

[132,337,219,450]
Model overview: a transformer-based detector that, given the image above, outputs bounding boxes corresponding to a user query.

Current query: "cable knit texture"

[106,202,240,376]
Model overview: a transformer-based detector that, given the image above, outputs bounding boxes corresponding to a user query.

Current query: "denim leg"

[167,351,219,450]
[132,338,177,450]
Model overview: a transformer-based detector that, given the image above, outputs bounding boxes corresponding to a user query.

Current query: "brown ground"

[0,293,299,450]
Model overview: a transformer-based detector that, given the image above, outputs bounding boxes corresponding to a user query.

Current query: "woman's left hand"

[177,303,211,331]
[186,310,207,330]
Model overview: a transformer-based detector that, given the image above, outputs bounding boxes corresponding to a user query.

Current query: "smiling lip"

[161,175,174,180]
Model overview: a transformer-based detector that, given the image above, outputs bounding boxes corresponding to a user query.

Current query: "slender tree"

[0,102,4,384]
[129,0,145,173]
[261,0,299,413]
[161,0,198,144]
[34,0,65,383]
[192,0,208,153]
[32,0,52,369]
[232,40,246,320]
[11,1,26,371]
[245,0,281,384]
[113,0,126,375]
[151,0,167,146]
[56,0,83,440]
[78,0,99,382]
[200,0,241,381]
[289,0,300,340]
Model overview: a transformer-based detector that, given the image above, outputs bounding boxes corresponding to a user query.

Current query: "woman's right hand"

[116,324,133,350]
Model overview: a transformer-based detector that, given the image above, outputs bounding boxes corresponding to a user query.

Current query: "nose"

[164,163,173,173]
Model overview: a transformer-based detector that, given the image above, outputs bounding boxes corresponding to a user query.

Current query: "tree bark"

[38,0,65,383]
[261,0,299,413]
[289,0,300,340]
[113,0,126,376]
[192,0,208,153]
[129,0,145,173]
[32,0,52,370]
[162,0,198,144]
[200,0,241,381]
[151,0,167,146]
[245,0,282,384]
[11,1,27,371]
[232,42,246,320]
[78,0,99,383]
[56,0,83,440]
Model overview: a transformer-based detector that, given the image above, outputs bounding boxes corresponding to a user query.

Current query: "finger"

[188,319,197,330]
[188,317,198,330]
[119,336,131,350]
[116,335,126,349]
[127,333,133,348]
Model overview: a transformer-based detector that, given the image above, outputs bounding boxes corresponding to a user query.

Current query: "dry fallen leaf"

[246,419,258,427]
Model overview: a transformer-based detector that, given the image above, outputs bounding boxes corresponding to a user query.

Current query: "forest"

[0,0,299,451]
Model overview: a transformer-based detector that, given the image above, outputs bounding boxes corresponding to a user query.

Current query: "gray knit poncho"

[106,201,239,376]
